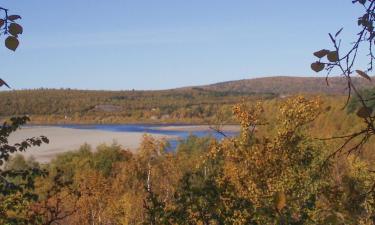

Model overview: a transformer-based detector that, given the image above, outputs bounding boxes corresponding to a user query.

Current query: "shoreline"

[25,122,240,126]
[152,125,240,132]
[8,124,239,163]
[9,126,176,163]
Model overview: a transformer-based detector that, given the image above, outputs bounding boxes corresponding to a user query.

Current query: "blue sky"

[0,1,364,90]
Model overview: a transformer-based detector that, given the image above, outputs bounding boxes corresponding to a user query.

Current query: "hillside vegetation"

[0,85,274,124]
[200,76,375,94]
[2,95,375,224]
[1,76,373,124]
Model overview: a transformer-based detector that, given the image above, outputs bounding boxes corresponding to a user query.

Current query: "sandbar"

[8,126,175,163]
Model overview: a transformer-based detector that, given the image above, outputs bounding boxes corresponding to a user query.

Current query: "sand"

[8,126,175,163]
[153,125,240,132]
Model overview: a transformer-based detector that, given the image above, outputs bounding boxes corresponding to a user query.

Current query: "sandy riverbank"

[8,126,175,163]
[152,125,240,132]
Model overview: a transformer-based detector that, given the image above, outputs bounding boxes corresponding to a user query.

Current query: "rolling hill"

[195,76,375,95]
[0,76,374,124]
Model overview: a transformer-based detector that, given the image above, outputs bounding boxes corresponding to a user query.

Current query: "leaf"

[311,62,325,72]
[335,27,343,37]
[358,0,366,4]
[8,23,23,37]
[313,49,330,58]
[358,18,363,26]
[7,15,22,21]
[5,36,19,51]
[275,191,286,212]
[0,79,11,89]
[356,107,373,118]
[327,51,339,62]
[356,70,371,81]
[0,19,4,28]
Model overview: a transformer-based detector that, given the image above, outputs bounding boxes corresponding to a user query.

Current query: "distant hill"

[194,76,375,95]
[1,76,374,124]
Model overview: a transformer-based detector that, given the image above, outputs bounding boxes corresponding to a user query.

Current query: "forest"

[1,0,375,224]
[0,93,375,224]
[0,88,275,124]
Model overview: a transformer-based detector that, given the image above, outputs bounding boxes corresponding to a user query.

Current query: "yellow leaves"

[216,95,326,220]
[279,96,322,131]
[138,134,167,161]
[274,191,286,212]
[5,36,19,51]
[233,101,264,143]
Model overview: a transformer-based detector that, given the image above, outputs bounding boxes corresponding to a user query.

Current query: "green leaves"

[5,36,19,51]
[356,70,371,81]
[311,62,325,72]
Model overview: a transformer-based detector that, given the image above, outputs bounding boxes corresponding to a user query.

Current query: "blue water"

[59,124,237,151]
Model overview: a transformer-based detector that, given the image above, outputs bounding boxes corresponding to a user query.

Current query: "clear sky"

[0,1,364,90]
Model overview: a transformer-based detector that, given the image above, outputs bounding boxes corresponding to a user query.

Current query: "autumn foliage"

[0,95,374,224]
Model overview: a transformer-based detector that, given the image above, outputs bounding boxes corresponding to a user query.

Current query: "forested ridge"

[1,76,373,124]
[0,88,275,124]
